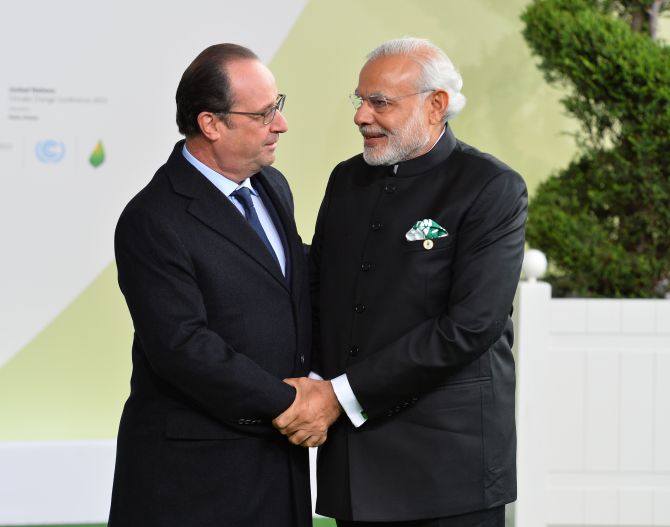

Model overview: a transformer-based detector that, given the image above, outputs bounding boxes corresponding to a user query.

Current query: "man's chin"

[363,147,392,166]
[261,153,277,167]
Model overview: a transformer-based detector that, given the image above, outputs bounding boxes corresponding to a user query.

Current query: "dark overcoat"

[109,141,312,527]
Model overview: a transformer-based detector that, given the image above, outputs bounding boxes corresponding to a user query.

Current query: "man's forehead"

[357,55,420,93]
[228,59,278,105]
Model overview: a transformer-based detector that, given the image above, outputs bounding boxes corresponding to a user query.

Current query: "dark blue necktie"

[232,187,280,266]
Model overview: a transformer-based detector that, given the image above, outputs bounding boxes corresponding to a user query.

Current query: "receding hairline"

[364,51,433,74]
[364,41,445,87]
[358,52,435,95]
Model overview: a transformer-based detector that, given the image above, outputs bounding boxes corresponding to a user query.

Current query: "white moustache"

[359,126,388,137]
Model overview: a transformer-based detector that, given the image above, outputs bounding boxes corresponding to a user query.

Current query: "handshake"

[272,377,342,448]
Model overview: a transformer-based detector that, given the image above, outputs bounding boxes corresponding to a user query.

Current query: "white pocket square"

[405,219,448,241]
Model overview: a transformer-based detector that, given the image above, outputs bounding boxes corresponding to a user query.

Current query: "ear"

[427,90,449,125]
[197,111,222,141]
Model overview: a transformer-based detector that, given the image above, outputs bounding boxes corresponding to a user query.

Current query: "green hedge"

[521,0,670,297]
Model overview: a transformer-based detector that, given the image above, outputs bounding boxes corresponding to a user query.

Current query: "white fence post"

[514,250,551,527]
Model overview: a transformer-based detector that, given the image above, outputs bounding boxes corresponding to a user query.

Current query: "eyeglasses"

[349,90,433,112]
[214,93,286,125]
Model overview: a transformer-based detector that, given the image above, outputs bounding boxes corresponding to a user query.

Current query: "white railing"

[515,250,670,527]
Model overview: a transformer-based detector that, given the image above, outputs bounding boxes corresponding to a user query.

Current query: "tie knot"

[232,186,255,212]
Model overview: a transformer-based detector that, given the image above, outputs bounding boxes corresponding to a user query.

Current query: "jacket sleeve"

[346,170,528,419]
[115,207,296,428]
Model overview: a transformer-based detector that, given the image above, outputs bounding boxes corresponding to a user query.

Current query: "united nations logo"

[35,140,65,163]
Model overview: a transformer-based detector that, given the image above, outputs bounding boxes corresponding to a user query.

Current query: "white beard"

[361,104,431,166]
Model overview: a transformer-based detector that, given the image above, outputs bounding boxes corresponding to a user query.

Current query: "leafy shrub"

[521,0,670,297]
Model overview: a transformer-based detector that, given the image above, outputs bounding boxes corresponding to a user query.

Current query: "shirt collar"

[182,143,256,196]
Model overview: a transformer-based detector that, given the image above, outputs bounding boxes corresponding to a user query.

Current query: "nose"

[271,110,288,133]
[354,103,374,127]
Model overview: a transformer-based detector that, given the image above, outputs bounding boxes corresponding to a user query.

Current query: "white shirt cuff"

[331,374,367,427]
[308,371,323,380]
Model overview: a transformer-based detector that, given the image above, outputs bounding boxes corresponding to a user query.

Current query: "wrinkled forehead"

[227,59,279,106]
[356,54,423,96]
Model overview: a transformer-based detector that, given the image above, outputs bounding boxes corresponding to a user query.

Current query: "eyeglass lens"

[264,95,286,125]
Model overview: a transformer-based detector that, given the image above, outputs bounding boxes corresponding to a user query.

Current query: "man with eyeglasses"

[275,38,527,526]
[108,43,312,527]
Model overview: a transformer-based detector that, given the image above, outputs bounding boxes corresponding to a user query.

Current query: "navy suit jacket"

[109,141,312,527]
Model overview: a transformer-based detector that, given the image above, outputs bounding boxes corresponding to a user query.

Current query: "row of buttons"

[385,397,419,417]
[237,418,262,425]
[370,184,396,231]
[349,181,396,361]
[359,215,382,311]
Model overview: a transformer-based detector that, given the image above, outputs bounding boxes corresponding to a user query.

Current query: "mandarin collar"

[391,125,457,178]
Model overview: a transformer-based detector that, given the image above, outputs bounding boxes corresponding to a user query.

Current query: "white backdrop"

[0,0,308,368]
[0,3,310,522]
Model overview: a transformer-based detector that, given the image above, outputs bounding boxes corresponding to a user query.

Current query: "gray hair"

[366,37,466,122]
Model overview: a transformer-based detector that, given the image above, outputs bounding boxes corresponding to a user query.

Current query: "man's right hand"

[272,377,342,447]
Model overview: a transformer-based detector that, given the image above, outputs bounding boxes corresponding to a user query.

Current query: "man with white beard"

[275,37,528,527]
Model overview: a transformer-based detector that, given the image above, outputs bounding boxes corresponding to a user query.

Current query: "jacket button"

[384,183,396,193]
[371,222,382,231]
[237,418,245,425]
[361,262,374,272]
[349,346,360,356]
[300,354,305,364]
[354,303,366,313]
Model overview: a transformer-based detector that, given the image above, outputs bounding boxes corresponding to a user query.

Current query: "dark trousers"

[335,506,505,527]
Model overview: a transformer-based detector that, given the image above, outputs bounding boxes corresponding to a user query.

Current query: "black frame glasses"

[349,90,433,112]
[215,93,286,125]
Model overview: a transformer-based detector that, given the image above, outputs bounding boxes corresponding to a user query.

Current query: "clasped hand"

[272,377,341,448]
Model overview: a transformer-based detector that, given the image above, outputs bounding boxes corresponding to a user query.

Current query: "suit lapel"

[165,142,289,291]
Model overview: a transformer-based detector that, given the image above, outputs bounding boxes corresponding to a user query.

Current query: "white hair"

[366,37,467,122]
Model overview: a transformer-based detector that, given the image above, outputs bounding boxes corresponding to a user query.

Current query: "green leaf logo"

[89,140,105,168]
